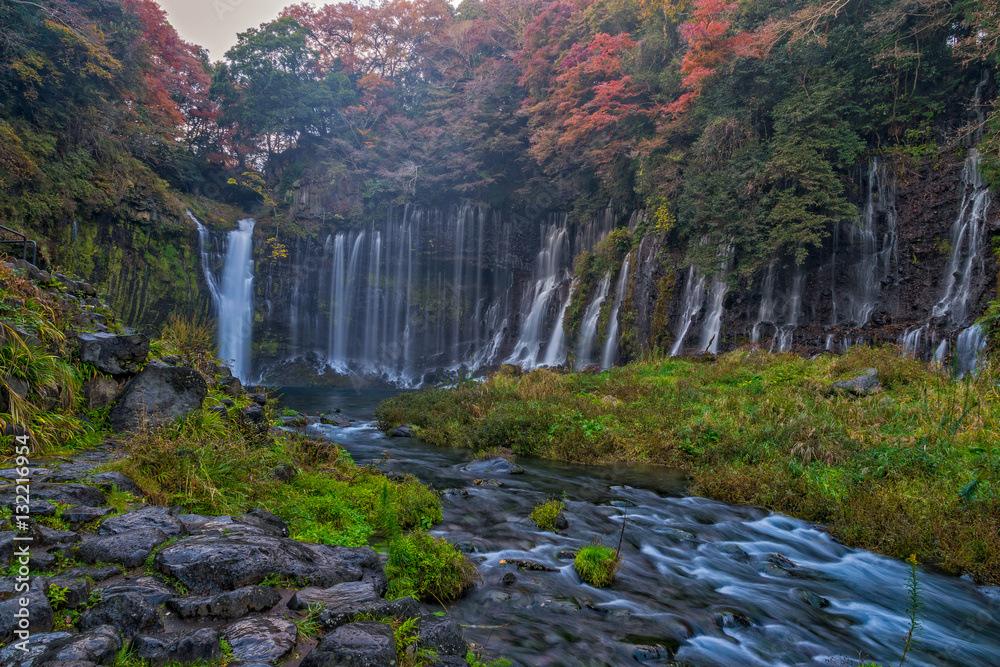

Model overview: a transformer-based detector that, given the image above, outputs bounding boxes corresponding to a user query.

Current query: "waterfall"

[575,273,611,368]
[507,221,569,366]
[932,151,991,325]
[601,255,631,369]
[216,219,256,381]
[955,324,987,379]
[542,284,574,367]
[701,272,728,353]
[670,267,706,356]
[191,211,221,306]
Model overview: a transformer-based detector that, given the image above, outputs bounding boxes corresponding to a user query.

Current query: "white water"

[575,272,611,368]
[601,254,631,369]
[701,271,728,353]
[955,324,988,379]
[671,266,706,356]
[507,222,569,367]
[542,283,574,367]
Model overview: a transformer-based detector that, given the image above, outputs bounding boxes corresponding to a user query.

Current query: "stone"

[81,377,119,411]
[61,506,114,524]
[301,621,396,667]
[461,457,524,475]
[554,513,569,530]
[42,578,89,609]
[0,483,105,508]
[321,414,351,428]
[418,616,467,657]
[167,586,281,619]
[77,591,162,641]
[133,628,221,666]
[223,617,297,664]
[319,595,419,632]
[96,576,178,606]
[239,404,267,428]
[109,361,208,432]
[217,376,242,398]
[57,565,121,582]
[0,577,53,644]
[287,581,379,611]
[154,533,387,595]
[76,333,150,376]
[81,471,144,497]
[798,589,831,609]
[270,463,298,482]
[28,626,120,667]
[830,368,880,395]
[98,506,187,538]
[249,393,267,405]
[0,630,74,667]
[77,528,170,569]
[30,552,58,571]
[237,508,290,537]
[386,425,413,437]
[32,525,79,547]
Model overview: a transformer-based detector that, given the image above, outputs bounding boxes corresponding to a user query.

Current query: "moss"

[574,544,619,586]
[385,530,478,602]
[530,498,566,531]
[650,270,677,352]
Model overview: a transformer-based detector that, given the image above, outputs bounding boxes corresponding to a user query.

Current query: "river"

[277,387,1000,667]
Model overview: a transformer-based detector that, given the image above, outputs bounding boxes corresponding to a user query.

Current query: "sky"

[155,0,291,59]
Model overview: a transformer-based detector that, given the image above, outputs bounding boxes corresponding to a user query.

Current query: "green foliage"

[530,498,566,531]
[574,544,620,587]
[385,530,478,602]
[290,602,325,641]
[466,649,513,667]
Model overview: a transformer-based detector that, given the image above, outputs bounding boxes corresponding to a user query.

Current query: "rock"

[249,393,267,405]
[498,558,558,572]
[0,578,53,644]
[109,361,208,432]
[30,552,57,571]
[81,471,144,497]
[798,589,831,609]
[77,528,170,569]
[317,596,420,632]
[133,628,221,666]
[554,513,569,530]
[239,404,267,428]
[167,586,281,619]
[96,576,177,606]
[501,573,516,585]
[300,622,396,667]
[42,578,89,609]
[81,377,119,411]
[32,525,79,547]
[287,581,378,611]
[0,483,105,508]
[237,508,290,538]
[386,425,413,437]
[418,615,467,657]
[0,630,74,666]
[217,376,242,398]
[57,565,121,582]
[98,506,187,538]
[77,591,162,641]
[78,283,98,298]
[830,368,880,395]
[76,333,150,376]
[321,414,352,428]
[61,506,114,524]
[29,626,120,666]
[223,617,297,664]
[208,405,228,419]
[154,534,387,594]
[461,457,524,475]
[270,463,298,482]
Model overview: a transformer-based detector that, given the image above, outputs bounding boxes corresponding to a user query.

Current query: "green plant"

[385,530,478,602]
[574,544,619,587]
[898,554,923,666]
[466,648,513,667]
[47,584,69,607]
[290,602,325,640]
[282,408,299,417]
[530,498,566,531]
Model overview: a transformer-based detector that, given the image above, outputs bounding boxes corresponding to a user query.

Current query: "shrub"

[530,498,565,531]
[385,530,478,602]
[574,544,619,587]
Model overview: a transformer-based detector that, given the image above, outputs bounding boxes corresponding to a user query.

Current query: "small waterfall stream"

[507,221,570,367]
[600,255,631,369]
[671,267,707,356]
[575,273,611,368]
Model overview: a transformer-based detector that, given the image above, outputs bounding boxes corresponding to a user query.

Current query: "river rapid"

[277,387,1000,667]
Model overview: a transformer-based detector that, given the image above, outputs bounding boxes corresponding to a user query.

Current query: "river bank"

[374,348,1000,585]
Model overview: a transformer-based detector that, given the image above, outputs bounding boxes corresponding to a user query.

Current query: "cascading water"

[700,272,728,353]
[542,284,574,367]
[752,263,804,352]
[670,267,706,357]
[575,273,611,368]
[954,324,987,379]
[600,254,631,369]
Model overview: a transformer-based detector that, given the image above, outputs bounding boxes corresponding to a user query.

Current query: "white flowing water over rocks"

[575,272,611,368]
[601,254,631,369]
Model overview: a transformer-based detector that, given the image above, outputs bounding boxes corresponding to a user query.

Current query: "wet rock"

[317,596,420,631]
[270,463,298,482]
[321,413,352,427]
[0,630,73,666]
[133,628,222,666]
[0,578,53,643]
[386,425,413,437]
[0,483,105,508]
[30,552,57,571]
[498,558,558,572]
[154,534,386,594]
[555,550,577,561]
[109,361,207,432]
[57,565,121,582]
[81,377,119,411]
[96,576,177,606]
[30,626,120,666]
[168,586,281,619]
[217,376,243,398]
[32,525,79,547]
[239,404,267,430]
[61,506,114,524]
[42,578,89,609]
[716,543,750,562]
[223,617,297,664]
[472,479,503,487]
[98,506,187,538]
[715,610,753,629]
[287,581,379,611]
[249,393,267,405]
[798,589,831,609]
[633,644,676,663]
[77,528,169,569]
[462,457,524,475]
[237,508,290,538]
[300,621,395,667]
[77,591,162,641]
[80,471,144,497]
[979,585,1000,603]
[654,526,696,540]
[501,573,516,585]
[553,513,569,530]
[418,616,467,657]
[76,333,149,376]
[830,368,880,395]
[455,541,477,554]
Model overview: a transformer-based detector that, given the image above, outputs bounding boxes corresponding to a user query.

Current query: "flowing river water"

[277,387,1000,667]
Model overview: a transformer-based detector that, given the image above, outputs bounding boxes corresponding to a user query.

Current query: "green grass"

[385,530,479,602]
[376,346,1000,584]
[530,497,566,531]
[574,544,620,587]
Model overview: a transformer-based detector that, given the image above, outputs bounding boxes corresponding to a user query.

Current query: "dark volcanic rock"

[133,628,222,666]
[830,368,881,395]
[418,615,467,657]
[217,376,243,398]
[81,376,120,410]
[287,581,379,611]
[386,425,413,437]
[57,565,121,582]
[81,471,144,497]
[0,630,73,667]
[167,585,281,619]
[76,333,149,376]
[317,597,420,632]
[300,621,396,667]
[154,534,387,594]
[28,626,120,667]
[42,578,89,609]
[461,457,524,475]
[61,506,114,524]
[98,506,187,538]
[0,483,105,508]
[77,591,162,641]
[0,578,53,644]
[109,361,207,432]
[96,576,178,606]
[77,528,169,569]
[223,617,297,664]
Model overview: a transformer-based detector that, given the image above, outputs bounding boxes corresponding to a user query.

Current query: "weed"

[574,543,620,587]
[290,602,325,641]
[385,530,478,602]
[530,498,566,531]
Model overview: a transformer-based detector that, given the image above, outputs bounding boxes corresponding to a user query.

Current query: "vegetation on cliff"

[376,347,1000,584]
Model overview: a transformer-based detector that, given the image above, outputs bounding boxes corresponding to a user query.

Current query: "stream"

[277,387,1000,667]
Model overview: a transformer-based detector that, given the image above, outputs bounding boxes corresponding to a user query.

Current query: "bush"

[574,544,620,587]
[530,498,565,531]
[385,530,478,602]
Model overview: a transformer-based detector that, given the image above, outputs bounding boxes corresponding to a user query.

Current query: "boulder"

[386,425,413,437]
[0,578,53,644]
[77,591,162,641]
[32,525,79,547]
[81,377,119,411]
[167,586,281,619]
[300,622,396,667]
[316,596,419,632]
[80,471,144,497]
[154,534,387,595]
[25,626,120,667]
[239,404,267,429]
[217,376,242,398]
[321,414,351,428]
[56,565,120,582]
[95,576,178,606]
[76,333,149,376]
[287,581,380,611]
[0,483,105,508]
[61,506,114,524]
[0,630,74,667]
[223,617,297,664]
[77,528,170,569]
[461,457,524,475]
[829,368,880,395]
[418,616,467,657]
[133,629,222,666]
[237,508,290,537]
[98,506,187,539]
[42,578,89,609]
[109,361,207,432]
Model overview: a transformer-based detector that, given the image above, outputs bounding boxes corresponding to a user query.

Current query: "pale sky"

[156,0,292,59]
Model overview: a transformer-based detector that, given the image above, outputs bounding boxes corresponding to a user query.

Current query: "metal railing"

[0,224,37,265]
